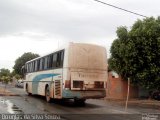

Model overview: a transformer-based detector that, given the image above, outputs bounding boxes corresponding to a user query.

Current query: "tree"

[1,76,11,84]
[13,52,39,75]
[0,68,10,77]
[0,68,11,83]
[109,17,160,91]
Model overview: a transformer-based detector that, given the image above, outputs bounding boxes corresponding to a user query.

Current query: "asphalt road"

[0,84,160,120]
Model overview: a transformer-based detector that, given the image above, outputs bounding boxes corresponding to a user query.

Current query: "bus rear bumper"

[62,90,106,99]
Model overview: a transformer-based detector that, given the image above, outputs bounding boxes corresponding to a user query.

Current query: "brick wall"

[106,71,138,99]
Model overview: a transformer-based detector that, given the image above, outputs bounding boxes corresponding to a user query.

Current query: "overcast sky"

[0,0,159,71]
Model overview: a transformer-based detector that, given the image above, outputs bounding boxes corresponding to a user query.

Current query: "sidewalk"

[0,84,17,96]
[106,98,160,109]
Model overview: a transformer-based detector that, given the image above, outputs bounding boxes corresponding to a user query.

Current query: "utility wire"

[93,0,147,18]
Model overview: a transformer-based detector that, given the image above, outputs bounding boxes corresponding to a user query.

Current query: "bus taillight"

[94,81,104,88]
[65,80,71,88]
[73,81,84,89]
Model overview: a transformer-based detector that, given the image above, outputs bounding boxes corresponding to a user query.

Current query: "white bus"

[23,43,107,104]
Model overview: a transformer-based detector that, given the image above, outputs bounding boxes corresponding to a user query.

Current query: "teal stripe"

[32,73,59,94]
[62,90,81,98]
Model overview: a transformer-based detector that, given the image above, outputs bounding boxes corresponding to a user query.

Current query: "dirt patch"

[106,98,160,109]
[0,86,18,96]
[127,99,160,109]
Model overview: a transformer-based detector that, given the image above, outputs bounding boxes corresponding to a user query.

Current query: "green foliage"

[1,76,11,84]
[0,68,11,83]
[14,74,21,80]
[0,68,10,77]
[109,17,160,90]
[13,52,39,75]
[10,70,16,77]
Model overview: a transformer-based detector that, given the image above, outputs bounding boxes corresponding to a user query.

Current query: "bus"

[22,43,108,104]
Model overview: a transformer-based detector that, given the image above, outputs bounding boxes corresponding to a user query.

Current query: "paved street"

[0,84,160,120]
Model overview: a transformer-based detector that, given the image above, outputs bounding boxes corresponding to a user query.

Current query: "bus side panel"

[26,69,63,98]
[50,82,54,98]
[38,81,51,96]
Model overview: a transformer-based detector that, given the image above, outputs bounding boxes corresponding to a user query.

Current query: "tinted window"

[44,57,48,70]
[29,63,32,72]
[48,54,53,69]
[53,53,57,68]
[37,59,40,71]
[32,61,35,72]
[35,61,38,71]
[39,58,44,70]
[60,51,64,67]
[53,50,64,68]
[26,50,64,72]
[57,50,64,68]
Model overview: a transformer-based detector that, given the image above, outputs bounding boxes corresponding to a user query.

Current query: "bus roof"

[25,42,106,64]
[26,47,65,64]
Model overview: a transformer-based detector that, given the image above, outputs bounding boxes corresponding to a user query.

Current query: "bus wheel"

[45,86,51,103]
[74,98,86,106]
[26,84,32,96]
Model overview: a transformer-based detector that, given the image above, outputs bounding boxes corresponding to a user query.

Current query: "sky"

[0,0,159,71]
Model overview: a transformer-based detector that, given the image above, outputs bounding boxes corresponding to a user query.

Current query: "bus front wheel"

[45,86,51,103]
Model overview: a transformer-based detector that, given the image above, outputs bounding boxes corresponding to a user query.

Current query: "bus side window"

[56,52,60,67]
[26,64,28,73]
[52,50,64,68]
[27,64,29,72]
[25,65,27,73]
[44,56,48,70]
[53,53,57,68]
[32,61,35,72]
[37,59,40,71]
[57,51,64,67]
[57,50,64,68]
[35,60,38,71]
[60,50,64,67]
[48,54,53,69]
[28,63,31,72]
[30,62,32,72]
[40,58,44,70]
[31,62,33,72]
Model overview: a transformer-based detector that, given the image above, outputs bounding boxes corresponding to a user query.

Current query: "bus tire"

[26,84,32,96]
[45,85,51,103]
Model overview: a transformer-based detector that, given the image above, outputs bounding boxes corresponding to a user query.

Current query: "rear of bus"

[63,43,107,101]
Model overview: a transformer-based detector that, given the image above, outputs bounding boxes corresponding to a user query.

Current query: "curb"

[0,93,19,96]
[106,99,160,110]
